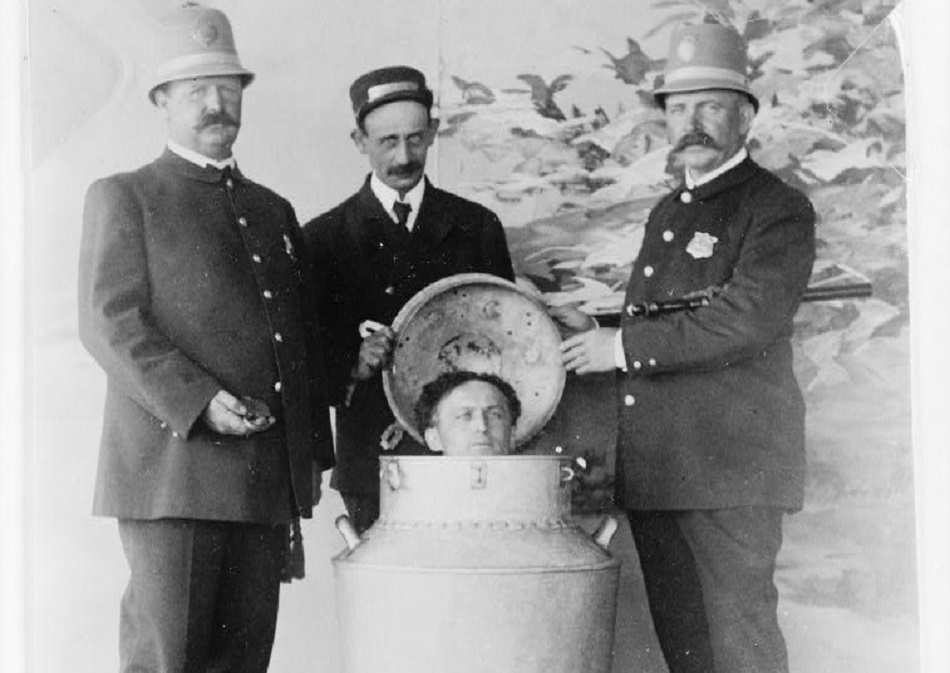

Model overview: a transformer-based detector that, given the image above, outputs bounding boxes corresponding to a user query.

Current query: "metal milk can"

[333,455,620,673]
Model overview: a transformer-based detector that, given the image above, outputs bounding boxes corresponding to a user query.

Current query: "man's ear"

[737,98,755,137]
[350,128,367,154]
[426,117,441,141]
[153,87,169,112]
[424,426,444,454]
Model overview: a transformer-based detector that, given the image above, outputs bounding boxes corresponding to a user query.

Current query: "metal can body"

[333,456,621,673]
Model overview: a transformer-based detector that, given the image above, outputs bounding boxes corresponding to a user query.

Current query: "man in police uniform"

[77,5,333,671]
[303,66,514,534]
[559,23,816,673]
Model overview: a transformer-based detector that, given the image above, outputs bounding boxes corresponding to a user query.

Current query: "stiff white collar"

[167,140,237,171]
[370,172,425,232]
[685,146,748,189]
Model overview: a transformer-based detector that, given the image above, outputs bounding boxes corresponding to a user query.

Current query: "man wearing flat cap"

[559,23,816,673]
[303,66,514,534]
[78,4,334,671]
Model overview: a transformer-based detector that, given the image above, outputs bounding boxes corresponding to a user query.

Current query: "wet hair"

[414,371,522,433]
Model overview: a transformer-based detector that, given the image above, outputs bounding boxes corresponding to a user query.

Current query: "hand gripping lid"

[383,274,566,447]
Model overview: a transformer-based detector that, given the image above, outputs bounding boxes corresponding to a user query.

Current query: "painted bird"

[516,73,574,121]
[451,75,496,105]
[601,37,665,86]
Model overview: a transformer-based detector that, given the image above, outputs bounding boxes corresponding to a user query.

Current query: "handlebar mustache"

[197,113,239,130]
[673,131,720,152]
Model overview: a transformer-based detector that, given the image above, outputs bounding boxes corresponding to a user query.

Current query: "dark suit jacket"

[616,158,816,511]
[302,176,514,493]
[78,150,334,524]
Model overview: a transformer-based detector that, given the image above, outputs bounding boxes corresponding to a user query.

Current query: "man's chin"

[448,443,505,457]
[199,126,238,143]
[676,147,724,174]
[196,134,238,159]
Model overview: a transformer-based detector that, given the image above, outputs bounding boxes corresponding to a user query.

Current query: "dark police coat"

[303,176,514,494]
[79,150,335,524]
[616,158,816,512]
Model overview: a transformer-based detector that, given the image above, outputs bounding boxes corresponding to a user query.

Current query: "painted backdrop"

[437,0,914,580]
[27,0,917,671]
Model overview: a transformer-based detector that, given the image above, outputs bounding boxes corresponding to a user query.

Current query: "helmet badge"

[677,36,697,63]
[191,17,219,47]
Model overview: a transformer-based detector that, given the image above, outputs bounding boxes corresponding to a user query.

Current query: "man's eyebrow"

[450,403,505,410]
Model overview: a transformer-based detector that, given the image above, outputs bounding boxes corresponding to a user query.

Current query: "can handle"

[559,466,575,486]
[591,515,619,550]
[385,460,402,491]
[335,515,363,551]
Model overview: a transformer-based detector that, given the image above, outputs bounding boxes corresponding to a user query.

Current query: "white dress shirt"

[684,146,748,189]
[370,172,425,232]
[167,140,237,171]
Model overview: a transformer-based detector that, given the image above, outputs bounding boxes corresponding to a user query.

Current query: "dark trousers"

[629,508,788,673]
[117,518,285,673]
[627,511,716,673]
[340,491,380,535]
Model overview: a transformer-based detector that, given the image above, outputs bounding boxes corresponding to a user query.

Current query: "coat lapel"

[347,178,408,294]
[410,179,455,248]
[350,177,406,247]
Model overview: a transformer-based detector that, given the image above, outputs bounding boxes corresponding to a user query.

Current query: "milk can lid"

[384,273,566,446]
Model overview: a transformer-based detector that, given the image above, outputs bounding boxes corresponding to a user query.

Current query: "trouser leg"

[118,518,218,673]
[340,491,380,535]
[118,518,284,673]
[206,523,285,673]
[678,507,788,673]
[627,510,716,673]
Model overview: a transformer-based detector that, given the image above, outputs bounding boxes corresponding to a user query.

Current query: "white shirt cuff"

[614,329,627,371]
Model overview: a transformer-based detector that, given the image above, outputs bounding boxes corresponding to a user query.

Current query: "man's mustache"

[197,112,239,130]
[388,162,422,177]
[673,131,720,153]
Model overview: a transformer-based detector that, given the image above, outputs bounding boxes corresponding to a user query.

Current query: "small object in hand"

[241,396,272,423]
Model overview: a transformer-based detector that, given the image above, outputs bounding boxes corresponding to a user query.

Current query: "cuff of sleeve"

[171,379,221,440]
[343,366,361,408]
[614,330,627,371]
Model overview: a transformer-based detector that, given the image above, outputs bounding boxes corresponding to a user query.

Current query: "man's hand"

[354,326,396,381]
[560,328,619,375]
[547,303,598,337]
[312,462,323,505]
[202,390,275,436]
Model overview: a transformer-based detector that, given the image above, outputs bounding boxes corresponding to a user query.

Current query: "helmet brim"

[148,61,254,104]
[654,79,759,112]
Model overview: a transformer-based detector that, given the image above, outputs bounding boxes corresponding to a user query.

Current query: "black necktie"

[393,201,412,231]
